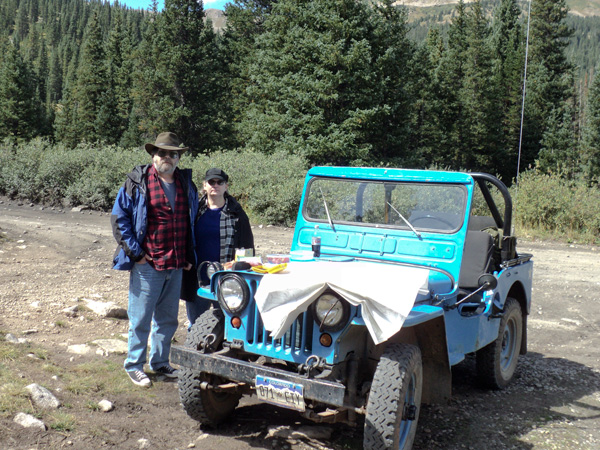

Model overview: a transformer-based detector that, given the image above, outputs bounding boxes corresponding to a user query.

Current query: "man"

[111,132,198,387]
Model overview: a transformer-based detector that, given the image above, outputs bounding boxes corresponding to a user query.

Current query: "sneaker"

[127,369,152,387]
[153,365,179,378]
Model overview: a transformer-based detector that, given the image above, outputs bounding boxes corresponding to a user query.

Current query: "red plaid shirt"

[143,165,190,270]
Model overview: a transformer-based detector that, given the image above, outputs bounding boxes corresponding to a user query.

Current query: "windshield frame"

[302,176,469,234]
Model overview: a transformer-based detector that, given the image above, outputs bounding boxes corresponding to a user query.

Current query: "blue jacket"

[111,164,199,270]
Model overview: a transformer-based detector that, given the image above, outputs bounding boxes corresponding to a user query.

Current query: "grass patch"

[66,359,132,396]
[48,411,76,431]
[0,371,32,418]
[86,400,101,411]
[0,341,42,417]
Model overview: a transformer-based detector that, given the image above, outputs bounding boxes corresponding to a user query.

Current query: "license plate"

[255,375,305,412]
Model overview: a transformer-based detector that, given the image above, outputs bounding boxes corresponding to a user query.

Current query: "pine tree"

[47,49,63,105]
[538,105,578,177]
[407,28,446,167]
[581,68,600,182]
[65,10,108,144]
[236,0,414,165]
[523,0,574,172]
[14,1,29,43]
[101,11,132,144]
[130,0,227,151]
[434,0,469,168]
[128,0,163,146]
[221,0,276,147]
[0,42,42,139]
[365,0,415,163]
[491,0,525,181]
[459,0,502,173]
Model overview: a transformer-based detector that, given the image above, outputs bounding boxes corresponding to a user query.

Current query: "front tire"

[476,297,523,389]
[364,343,423,450]
[178,308,241,426]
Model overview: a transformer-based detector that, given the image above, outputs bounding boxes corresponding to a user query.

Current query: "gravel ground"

[0,198,599,450]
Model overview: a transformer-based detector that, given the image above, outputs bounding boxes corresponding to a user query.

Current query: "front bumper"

[171,346,347,407]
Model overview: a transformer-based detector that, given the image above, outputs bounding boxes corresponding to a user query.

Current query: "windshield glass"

[304,178,467,232]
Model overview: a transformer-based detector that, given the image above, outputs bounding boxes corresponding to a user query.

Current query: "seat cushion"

[459,231,494,289]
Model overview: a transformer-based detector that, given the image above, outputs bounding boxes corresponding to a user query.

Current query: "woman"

[183,168,254,326]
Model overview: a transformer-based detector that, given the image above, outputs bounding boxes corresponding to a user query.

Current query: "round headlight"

[206,261,223,280]
[217,273,250,314]
[312,293,350,332]
[198,261,224,286]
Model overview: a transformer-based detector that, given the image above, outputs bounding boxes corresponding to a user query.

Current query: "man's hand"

[137,254,152,264]
[184,262,192,271]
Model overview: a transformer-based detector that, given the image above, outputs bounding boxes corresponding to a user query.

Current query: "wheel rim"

[500,315,518,374]
[398,372,418,448]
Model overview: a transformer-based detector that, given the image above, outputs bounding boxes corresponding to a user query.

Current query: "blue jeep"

[172,167,533,450]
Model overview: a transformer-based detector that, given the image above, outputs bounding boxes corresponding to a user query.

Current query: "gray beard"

[154,161,175,175]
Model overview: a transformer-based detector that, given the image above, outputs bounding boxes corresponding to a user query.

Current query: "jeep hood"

[254,261,430,345]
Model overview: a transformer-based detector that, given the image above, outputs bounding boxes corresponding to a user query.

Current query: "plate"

[255,375,305,411]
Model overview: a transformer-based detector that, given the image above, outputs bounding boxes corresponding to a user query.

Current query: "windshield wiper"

[319,186,336,232]
[387,202,422,239]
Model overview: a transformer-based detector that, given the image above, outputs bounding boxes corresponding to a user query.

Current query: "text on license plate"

[255,375,305,412]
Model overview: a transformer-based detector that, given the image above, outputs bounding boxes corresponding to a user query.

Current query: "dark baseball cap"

[204,168,229,182]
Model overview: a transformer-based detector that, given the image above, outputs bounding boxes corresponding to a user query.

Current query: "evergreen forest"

[1,0,600,225]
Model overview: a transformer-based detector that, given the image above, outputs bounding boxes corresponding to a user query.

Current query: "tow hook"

[299,355,322,377]
[200,333,216,353]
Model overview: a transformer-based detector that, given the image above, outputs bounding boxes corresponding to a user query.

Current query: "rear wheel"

[364,343,423,450]
[178,308,241,425]
[476,297,523,389]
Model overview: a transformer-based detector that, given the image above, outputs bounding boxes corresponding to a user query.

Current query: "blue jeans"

[125,262,182,372]
[185,296,211,329]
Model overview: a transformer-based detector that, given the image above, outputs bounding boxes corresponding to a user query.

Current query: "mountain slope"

[397,0,600,16]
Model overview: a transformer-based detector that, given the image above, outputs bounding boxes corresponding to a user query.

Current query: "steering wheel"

[411,215,455,229]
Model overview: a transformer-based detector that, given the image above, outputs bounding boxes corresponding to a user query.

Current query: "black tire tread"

[364,343,422,450]
[185,308,224,350]
[178,308,240,426]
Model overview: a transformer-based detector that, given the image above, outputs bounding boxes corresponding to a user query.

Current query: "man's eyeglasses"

[156,150,180,159]
[207,179,226,186]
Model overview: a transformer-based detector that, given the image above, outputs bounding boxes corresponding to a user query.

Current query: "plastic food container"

[266,254,290,264]
[289,250,314,261]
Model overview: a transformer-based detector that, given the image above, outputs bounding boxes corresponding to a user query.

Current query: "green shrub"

[65,145,146,210]
[0,138,47,201]
[512,169,600,242]
[184,149,308,226]
[3,139,600,238]
[35,142,98,205]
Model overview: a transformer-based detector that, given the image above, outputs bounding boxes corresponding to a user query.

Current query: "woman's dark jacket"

[181,192,254,301]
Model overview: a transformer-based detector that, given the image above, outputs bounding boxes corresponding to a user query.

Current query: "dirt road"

[1,199,599,450]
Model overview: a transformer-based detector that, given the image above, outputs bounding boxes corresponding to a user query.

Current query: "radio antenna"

[516,0,532,187]
[514,0,532,234]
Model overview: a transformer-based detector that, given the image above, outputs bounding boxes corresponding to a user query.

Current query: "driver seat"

[459,230,495,291]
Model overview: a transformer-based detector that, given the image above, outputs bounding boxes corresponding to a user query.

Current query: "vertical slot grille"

[246,303,313,355]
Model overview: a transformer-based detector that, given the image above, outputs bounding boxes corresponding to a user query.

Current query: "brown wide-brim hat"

[145,132,189,155]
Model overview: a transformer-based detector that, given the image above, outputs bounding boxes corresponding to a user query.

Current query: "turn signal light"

[231,316,242,329]
[319,333,333,347]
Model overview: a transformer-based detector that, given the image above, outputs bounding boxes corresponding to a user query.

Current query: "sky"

[114,0,228,11]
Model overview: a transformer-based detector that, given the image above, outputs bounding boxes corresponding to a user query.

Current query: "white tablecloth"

[254,261,429,345]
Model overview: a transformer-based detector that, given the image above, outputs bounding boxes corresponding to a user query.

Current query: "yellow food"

[251,263,287,274]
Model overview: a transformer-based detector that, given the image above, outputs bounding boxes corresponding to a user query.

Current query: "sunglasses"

[207,179,226,186]
[156,150,180,159]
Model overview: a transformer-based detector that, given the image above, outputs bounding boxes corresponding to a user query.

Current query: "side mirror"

[478,274,497,291]
[454,274,498,314]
